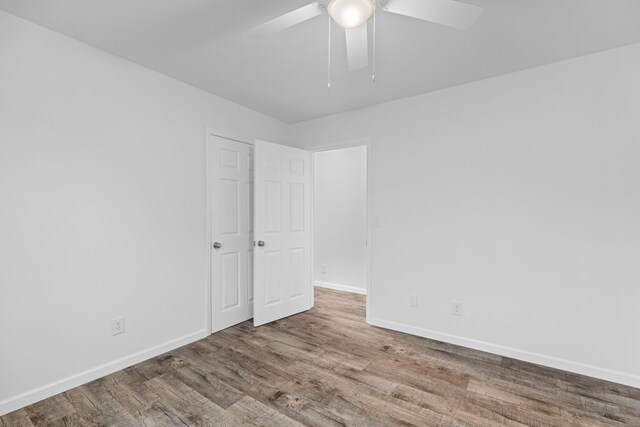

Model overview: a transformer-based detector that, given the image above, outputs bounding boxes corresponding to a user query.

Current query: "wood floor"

[3,289,640,427]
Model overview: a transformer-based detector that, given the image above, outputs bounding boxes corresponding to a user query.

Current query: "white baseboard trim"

[315,281,366,295]
[368,317,640,389]
[0,329,208,416]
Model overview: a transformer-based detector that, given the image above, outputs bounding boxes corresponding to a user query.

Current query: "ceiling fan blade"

[345,23,369,71]
[248,2,324,38]
[384,0,482,30]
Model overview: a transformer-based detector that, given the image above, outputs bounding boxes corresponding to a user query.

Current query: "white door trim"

[311,137,373,324]
[205,128,253,335]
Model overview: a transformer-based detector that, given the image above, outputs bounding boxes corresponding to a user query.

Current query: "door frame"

[205,128,254,335]
[311,137,373,323]
[206,132,373,333]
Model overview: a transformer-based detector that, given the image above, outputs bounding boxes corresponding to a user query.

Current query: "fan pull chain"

[372,7,376,83]
[327,15,332,90]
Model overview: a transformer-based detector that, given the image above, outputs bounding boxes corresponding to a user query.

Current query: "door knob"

[213,242,222,250]
[257,240,265,247]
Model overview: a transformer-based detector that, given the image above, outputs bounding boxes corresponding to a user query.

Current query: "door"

[253,140,313,326]
[210,136,254,333]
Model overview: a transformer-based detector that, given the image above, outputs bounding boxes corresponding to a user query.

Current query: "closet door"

[210,136,254,333]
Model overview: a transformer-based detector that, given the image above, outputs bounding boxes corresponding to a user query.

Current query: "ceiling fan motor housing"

[327,0,376,29]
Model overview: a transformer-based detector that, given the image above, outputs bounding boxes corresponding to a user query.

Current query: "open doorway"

[313,142,370,299]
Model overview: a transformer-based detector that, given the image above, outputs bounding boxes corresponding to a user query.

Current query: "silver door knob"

[213,242,222,250]
[257,240,265,247]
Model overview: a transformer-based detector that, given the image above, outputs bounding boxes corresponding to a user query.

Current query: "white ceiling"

[2,0,640,123]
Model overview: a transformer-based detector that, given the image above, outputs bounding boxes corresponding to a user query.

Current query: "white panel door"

[210,136,254,333]
[254,140,312,326]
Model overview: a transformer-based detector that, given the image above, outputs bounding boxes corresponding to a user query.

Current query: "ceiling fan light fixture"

[327,0,376,29]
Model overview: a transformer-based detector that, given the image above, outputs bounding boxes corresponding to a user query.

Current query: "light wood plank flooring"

[3,288,640,426]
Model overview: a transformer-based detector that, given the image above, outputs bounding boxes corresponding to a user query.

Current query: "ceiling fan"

[249,0,483,84]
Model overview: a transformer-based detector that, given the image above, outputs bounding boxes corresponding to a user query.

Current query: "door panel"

[247,249,254,302]
[264,250,282,305]
[221,252,240,310]
[254,141,312,326]
[265,181,282,233]
[289,248,306,298]
[289,183,305,231]
[220,179,239,234]
[210,136,253,333]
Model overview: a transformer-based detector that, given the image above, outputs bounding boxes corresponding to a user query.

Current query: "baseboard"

[0,329,208,416]
[315,281,366,295]
[368,317,640,389]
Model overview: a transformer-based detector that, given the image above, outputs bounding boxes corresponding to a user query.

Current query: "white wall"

[314,146,367,294]
[290,43,640,387]
[0,11,289,415]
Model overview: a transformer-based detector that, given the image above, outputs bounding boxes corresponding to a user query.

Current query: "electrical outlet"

[321,264,326,274]
[410,296,418,308]
[452,302,463,316]
[111,317,125,336]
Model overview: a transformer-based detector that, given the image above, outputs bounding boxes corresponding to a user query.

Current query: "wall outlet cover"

[111,317,125,336]
[410,296,418,308]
